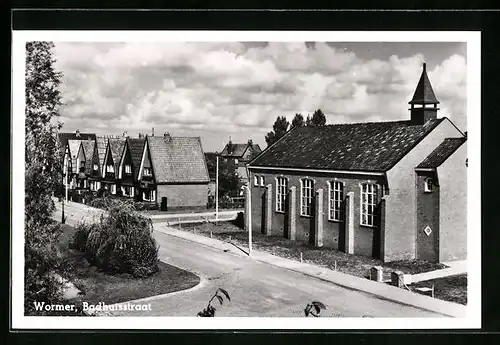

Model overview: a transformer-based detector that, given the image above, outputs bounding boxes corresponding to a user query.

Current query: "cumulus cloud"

[53,41,467,151]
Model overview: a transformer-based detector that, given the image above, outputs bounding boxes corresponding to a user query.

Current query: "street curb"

[157,226,467,318]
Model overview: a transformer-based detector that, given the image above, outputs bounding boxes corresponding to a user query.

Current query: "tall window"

[254,175,259,186]
[143,189,156,202]
[143,167,152,176]
[276,177,288,213]
[122,185,134,197]
[360,183,378,227]
[125,164,132,174]
[110,184,116,195]
[328,181,344,221]
[260,176,265,187]
[300,179,314,216]
[424,178,433,193]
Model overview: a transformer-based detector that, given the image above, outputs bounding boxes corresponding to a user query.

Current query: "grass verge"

[179,221,447,280]
[57,224,200,309]
[410,274,467,305]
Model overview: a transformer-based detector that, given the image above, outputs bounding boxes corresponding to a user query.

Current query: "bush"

[76,199,159,277]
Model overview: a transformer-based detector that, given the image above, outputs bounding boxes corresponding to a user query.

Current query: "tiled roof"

[80,140,95,172]
[67,140,82,173]
[221,143,261,158]
[417,137,467,169]
[58,132,96,158]
[409,63,440,105]
[108,138,126,164]
[148,136,210,183]
[95,137,108,167]
[249,118,444,172]
[127,138,145,177]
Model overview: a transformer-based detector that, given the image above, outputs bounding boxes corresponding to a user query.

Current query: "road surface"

[53,200,445,317]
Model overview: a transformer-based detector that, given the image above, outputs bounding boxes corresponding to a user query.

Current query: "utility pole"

[215,155,219,222]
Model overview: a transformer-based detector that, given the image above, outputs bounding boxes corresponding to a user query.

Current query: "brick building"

[58,131,210,210]
[220,139,262,184]
[246,63,467,263]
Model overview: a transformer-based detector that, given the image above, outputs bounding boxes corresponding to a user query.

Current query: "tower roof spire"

[409,62,440,105]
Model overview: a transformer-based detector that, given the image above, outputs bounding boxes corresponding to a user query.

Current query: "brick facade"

[250,169,385,258]
[156,183,209,210]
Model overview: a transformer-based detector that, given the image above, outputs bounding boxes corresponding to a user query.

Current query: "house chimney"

[164,132,171,139]
[139,133,144,139]
[152,127,155,136]
[248,139,253,146]
[75,129,80,138]
[123,131,128,138]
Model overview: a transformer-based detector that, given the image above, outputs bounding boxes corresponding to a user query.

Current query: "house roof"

[108,138,126,164]
[95,137,108,166]
[409,63,440,105]
[416,137,467,169]
[67,140,82,159]
[249,118,444,172]
[221,143,262,158]
[126,138,145,177]
[147,135,210,183]
[58,132,96,157]
[80,140,95,172]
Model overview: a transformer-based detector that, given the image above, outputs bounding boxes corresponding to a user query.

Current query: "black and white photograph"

[11,31,481,329]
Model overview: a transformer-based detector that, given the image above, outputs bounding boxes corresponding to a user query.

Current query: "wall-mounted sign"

[424,225,432,236]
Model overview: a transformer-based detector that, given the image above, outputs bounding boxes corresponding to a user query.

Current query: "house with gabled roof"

[247,63,467,263]
[101,137,126,195]
[117,137,146,198]
[220,139,262,183]
[136,132,210,210]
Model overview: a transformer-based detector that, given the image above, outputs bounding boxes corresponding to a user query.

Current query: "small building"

[247,63,467,263]
[220,139,262,183]
[136,132,210,210]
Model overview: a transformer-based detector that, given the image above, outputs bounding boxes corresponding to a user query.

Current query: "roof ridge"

[316,119,410,127]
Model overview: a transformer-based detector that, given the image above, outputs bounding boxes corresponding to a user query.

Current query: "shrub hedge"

[70,198,159,277]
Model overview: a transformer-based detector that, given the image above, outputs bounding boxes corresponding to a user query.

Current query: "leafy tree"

[310,109,327,127]
[305,114,312,126]
[24,41,64,315]
[291,113,305,129]
[265,116,289,147]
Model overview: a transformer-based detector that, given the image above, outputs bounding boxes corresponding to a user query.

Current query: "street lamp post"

[241,185,252,256]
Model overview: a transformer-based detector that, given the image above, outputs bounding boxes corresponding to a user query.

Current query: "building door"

[416,176,439,262]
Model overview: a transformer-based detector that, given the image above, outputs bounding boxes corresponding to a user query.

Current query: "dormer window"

[424,178,434,193]
[143,167,152,176]
[125,164,132,174]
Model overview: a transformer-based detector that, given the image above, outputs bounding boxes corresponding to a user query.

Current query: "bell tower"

[409,63,440,125]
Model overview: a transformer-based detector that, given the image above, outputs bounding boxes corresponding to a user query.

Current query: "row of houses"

[58,131,211,210]
[246,63,467,263]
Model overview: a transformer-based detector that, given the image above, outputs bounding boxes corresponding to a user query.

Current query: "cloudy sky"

[53,41,467,152]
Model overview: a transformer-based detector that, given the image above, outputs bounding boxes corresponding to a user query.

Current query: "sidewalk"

[411,261,467,283]
[155,224,467,318]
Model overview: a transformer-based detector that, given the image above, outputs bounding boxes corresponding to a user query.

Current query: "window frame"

[110,184,116,195]
[424,178,433,193]
[275,176,288,213]
[328,180,344,222]
[124,164,132,174]
[300,178,314,217]
[260,176,265,187]
[107,164,115,173]
[143,189,156,202]
[254,175,259,186]
[143,167,152,177]
[360,183,379,227]
[93,164,98,171]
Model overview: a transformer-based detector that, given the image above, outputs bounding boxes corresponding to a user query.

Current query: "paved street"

[53,200,446,317]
